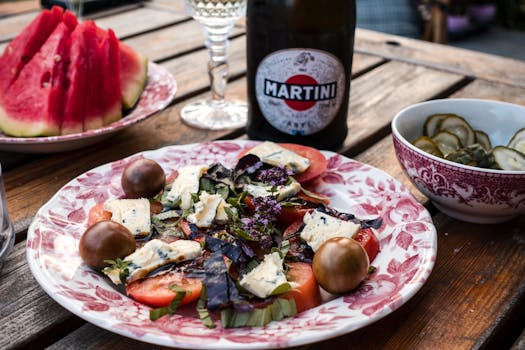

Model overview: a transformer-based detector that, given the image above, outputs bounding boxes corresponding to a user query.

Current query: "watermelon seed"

[7,47,12,55]
[41,72,51,88]
[54,55,61,63]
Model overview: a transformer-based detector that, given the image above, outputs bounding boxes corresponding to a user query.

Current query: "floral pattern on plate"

[27,141,437,349]
[0,62,176,153]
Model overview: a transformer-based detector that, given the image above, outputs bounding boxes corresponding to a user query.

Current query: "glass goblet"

[181,0,248,130]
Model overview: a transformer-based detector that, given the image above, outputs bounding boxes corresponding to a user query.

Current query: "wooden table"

[1,1,525,349]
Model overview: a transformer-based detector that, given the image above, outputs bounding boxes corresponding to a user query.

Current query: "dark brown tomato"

[121,158,166,198]
[79,220,136,270]
[312,237,369,294]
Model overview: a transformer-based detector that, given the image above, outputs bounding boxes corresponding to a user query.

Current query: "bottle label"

[255,48,345,136]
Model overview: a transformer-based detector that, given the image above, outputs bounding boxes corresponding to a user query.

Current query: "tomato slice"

[281,262,321,313]
[278,143,328,183]
[87,203,112,226]
[126,272,203,307]
[353,228,380,263]
[278,206,311,227]
[238,143,327,184]
[277,189,330,227]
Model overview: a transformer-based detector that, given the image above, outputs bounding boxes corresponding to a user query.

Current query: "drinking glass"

[180,0,248,130]
[0,165,14,271]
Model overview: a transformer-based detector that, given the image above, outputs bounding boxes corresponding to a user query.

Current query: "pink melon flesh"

[95,28,122,126]
[0,6,64,94]
[0,22,71,136]
[62,10,79,32]
[62,22,90,134]
[80,21,105,131]
[119,42,148,109]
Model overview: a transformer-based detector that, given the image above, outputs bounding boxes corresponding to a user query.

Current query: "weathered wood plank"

[0,0,39,16]
[340,60,464,155]
[123,19,244,63]
[450,79,525,106]
[0,10,38,42]
[94,6,187,39]
[355,28,525,89]
[147,0,186,13]
[0,5,186,44]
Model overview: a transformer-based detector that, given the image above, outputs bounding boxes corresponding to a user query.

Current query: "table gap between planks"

[0,1,524,349]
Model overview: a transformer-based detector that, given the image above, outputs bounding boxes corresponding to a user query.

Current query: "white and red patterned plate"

[0,62,176,153]
[27,141,437,349]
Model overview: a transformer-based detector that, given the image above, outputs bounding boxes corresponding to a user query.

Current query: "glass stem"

[203,24,233,103]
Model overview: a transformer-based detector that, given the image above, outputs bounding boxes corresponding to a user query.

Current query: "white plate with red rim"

[27,140,437,349]
[0,62,176,153]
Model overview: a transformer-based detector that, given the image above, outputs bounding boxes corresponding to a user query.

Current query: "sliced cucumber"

[438,115,476,147]
[423,114,449,137]
[507,127,525,154]
[492,146,525,171]
[474,130,492,151]
[431,131,462,156]
[413,136,444,157]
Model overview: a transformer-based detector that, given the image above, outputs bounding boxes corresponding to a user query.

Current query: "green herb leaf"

[220,298,297,328]
[270,282,292,296]
[102,258,131,284]
[197,286,216,329]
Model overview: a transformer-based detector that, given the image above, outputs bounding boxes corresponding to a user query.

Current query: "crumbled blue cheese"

[239,252,287,298]
[187,192,223,228]
[166,165,208,210]
[104,239,202,284]
[244,180,301,201]
[247,141,310,173]
[301,210,360,252]
[104,198,151,236]
[215,198,236,222]
[187,192,236,227]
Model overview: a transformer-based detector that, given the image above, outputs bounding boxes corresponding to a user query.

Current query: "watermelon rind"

[120,42,148,110]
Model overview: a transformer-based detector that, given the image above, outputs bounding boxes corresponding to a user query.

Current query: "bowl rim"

[391,98,525,175]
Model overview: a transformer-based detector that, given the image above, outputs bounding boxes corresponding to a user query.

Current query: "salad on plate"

[79,141,382,328]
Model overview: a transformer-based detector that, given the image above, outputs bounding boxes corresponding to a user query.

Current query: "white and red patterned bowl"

[392,98,525,224]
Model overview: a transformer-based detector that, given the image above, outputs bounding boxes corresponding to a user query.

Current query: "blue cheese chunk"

[301,210,360,252]
[215,198,236,222]
[104,239,202,284]
[244,180,301,201]
[239,252,287,298]
[104,198,151,236]
[166,165,208,210]
[187,192,236,227]
[187,192,223,228]
[247,141,310,173]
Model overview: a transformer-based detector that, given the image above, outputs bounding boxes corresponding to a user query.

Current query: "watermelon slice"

[62,9,79,32]
[97,28,122,125]
[0,6,63,94]
[0,22,71,136]
[82,21,105,131]
[62,21,98,133]
[119,42,148,110]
